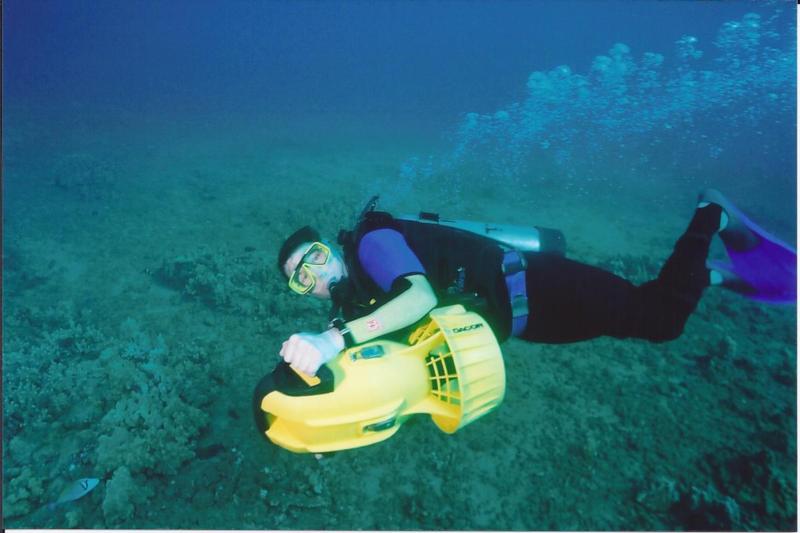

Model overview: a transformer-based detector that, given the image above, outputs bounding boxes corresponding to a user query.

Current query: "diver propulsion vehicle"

[253,305,506,453]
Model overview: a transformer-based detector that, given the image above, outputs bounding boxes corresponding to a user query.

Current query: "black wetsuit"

[336,204,722,344]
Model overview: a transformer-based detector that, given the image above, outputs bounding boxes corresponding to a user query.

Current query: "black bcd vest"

[331,211,512,339]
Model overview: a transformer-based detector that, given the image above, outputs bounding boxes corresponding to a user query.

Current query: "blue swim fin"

[700,189,796,304]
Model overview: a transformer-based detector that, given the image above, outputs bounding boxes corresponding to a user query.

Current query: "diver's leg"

[520,253,634,343]
[520,203,722,343]
[628,202,723,341]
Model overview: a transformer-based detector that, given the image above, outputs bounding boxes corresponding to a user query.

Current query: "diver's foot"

[686,190,724,238]
[708,264,758,297]
[697,188,758,250]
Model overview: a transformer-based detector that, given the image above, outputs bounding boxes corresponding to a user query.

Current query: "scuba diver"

[276,189,796,377]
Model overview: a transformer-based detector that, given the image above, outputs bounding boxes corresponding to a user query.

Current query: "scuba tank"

[346,195,566,257]
[396,211,566,256]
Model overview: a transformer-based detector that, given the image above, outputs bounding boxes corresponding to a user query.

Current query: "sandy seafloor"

[2,105,797,531]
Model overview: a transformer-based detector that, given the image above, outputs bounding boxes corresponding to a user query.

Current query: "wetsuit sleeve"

[345,274,437,344]
[358,228,426,291]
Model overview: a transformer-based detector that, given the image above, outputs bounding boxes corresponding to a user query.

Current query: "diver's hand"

[279,328,345,376]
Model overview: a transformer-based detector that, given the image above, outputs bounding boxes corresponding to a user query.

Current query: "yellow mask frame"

[288,241,331,295]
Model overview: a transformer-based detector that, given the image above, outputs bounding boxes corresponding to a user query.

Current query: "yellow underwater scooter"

[252,305,506,453]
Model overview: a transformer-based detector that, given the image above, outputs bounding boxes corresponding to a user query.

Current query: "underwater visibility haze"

[2,0,797,530]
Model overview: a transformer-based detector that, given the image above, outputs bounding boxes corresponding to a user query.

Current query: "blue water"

[3,0,797,529]
[6,1,792,125]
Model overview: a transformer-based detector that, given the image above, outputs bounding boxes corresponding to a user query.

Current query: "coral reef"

[3,467,46,518]
[154,247,325,333]
[94,318,214,478]
[102,466,153,525]
[2,306,220,526]
[155,249,270,313]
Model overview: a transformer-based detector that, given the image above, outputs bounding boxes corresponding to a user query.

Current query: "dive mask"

[288,241,331,295]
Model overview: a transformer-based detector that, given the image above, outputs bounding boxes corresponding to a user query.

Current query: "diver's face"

[283,241,346,299]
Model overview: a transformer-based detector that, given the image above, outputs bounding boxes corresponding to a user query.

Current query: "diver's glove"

[279,328,345,376]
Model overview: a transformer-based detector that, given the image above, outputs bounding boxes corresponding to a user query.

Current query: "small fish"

[47,478,100,511]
